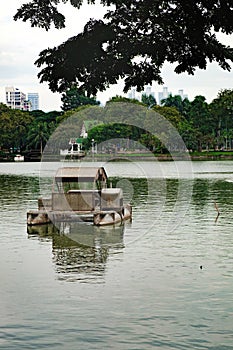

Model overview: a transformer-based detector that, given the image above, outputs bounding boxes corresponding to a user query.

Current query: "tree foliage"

[30,109,63,123]
[0,103,33,151]
[141,94,157,107]
[209,89,233,148]
[210,89,233,130]
[27,121,51,155]
[1,89,233,156]
[0,103,61,158]
[107,95,144,106]
[61,86,100,111]
[14,1,233,95]
[161,94,184,114]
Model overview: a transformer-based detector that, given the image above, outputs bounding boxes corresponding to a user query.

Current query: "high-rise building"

[158,87,172,104]
[144,86,156,99]
[28,93,39,110]
[129,86,156,102]
[178,89,188,100]
[128,88,136,100]
[5,86,27,110]
[158,87,188,104]
[144,86,152,96]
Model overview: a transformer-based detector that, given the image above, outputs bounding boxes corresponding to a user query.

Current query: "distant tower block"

[28,93,39,110]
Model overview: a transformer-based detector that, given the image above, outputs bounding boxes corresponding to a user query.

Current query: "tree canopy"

[0,103,61,159]
[1,89,233,158]
[61,86,100,111]
[14,0,233,95]
[0,103,33,152]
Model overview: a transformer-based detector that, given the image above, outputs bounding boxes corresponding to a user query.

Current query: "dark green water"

[0,161,233,349]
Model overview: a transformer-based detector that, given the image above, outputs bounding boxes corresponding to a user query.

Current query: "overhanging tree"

[14,1,233,95]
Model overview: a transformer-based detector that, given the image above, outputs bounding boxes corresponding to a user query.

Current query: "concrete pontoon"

[27,166,132,226]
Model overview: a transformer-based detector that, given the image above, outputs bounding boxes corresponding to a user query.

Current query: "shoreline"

[1,152,233,162]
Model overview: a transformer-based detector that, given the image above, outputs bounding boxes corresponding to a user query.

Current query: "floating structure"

[27,166,132,226]
[60,138,85,159]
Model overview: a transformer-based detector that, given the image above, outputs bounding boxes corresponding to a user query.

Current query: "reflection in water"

[0,174,39,207]
[28,222,125,283]
[111,177,149,206]
[192,179,210,209]
[191,178,233,216]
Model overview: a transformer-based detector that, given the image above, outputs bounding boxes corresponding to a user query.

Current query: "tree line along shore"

[1,89,233,162]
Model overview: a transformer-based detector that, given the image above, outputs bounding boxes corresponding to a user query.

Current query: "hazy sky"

[1,1,233,111]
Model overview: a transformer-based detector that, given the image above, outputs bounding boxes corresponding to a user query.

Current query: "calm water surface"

[0,161,233,349]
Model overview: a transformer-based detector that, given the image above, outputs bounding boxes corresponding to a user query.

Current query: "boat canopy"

[54,167,108,183]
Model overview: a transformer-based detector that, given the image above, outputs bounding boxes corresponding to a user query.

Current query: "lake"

[0,160,233,350]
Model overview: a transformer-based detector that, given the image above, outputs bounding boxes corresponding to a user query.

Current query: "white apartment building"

[6,86,27,110]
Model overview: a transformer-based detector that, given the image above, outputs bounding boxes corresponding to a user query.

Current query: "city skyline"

[128,86,188,104]
[0,1,233,111]
[5,86,39,111]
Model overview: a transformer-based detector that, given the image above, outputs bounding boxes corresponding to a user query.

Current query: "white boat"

[14,154,24,162]
[27,166,132,226]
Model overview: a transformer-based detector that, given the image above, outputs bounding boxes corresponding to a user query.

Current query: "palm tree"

[27,122,50,156]
[141,93,157,108]
[161,94,184,114]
